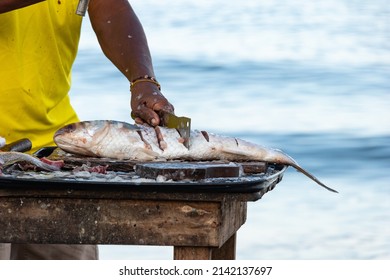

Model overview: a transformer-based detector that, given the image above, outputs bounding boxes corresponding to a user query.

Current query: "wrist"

[130,75,161,91]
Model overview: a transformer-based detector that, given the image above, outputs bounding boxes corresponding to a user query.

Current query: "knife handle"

[1,138,32,153]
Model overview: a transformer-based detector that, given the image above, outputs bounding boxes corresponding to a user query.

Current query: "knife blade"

[159,111,191,149]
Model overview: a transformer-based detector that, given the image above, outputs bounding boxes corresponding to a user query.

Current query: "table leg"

[174,246,212,260]
[173,233,236,260]
[211,233,236,260]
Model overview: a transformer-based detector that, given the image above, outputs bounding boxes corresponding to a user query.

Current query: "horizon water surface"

[69,0,389,259]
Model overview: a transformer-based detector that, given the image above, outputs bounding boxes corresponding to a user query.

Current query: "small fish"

[54,120,338,193]
[0,151,62,172]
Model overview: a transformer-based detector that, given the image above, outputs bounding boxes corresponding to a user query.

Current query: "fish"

[54,120,338,193]
[0,151,63,172]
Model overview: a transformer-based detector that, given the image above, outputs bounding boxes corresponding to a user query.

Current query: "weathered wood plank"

[0,197,246,247]
[135,162,240,181]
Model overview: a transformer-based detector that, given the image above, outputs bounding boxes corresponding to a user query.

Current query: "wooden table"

[0,174,282,260]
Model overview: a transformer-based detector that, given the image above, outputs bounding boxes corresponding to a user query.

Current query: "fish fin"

[133,148,160,161]
[290,163,338,193]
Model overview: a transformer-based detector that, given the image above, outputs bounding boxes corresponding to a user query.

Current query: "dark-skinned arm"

[88,0,174,126]
[0,0,45,13]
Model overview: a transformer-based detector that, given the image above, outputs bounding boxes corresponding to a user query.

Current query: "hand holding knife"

[159,111,191,149]
[131,111,191,149]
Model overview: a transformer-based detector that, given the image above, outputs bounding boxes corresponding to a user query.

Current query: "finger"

[133,117,145,125]
[152,101,175,113]
[133,106,160,126]
[154,126,167,150]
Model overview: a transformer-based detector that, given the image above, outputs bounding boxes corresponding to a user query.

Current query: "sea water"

[69,0,389,259]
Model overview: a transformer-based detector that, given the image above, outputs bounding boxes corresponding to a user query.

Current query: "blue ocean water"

[69,0,389,259]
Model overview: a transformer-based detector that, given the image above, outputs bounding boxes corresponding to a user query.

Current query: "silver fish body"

[0,151,61,172]
[54,120,337,193]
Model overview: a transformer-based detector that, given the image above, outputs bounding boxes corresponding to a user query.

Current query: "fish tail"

[271,149,338,193]
[290,162,338,193]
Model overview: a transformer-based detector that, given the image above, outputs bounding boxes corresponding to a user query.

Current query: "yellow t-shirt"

[0,0,82,152]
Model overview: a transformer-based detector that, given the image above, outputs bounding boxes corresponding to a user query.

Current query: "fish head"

[54,121,103,157]
[54,120,142,158]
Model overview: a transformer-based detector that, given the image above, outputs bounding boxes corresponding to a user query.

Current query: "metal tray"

[0,165,287,194]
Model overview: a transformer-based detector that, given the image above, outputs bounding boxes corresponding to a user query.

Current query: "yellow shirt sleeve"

[0,0,82,152]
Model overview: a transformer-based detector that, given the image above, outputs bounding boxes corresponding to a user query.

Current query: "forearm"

[0,0,45,13]
[88,0,155,82]
[88,0,174,126]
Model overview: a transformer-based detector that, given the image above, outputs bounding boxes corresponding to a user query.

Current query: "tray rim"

[0,165,287,194]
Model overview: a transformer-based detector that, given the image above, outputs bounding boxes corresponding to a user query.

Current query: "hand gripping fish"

[54,120,338,193]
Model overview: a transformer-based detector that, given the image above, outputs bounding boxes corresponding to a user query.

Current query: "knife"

[76,0,90,16]
[130,111,191,149]
[159,111,191,149]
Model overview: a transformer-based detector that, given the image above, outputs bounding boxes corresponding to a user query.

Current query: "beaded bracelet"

[130,75,161,90]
